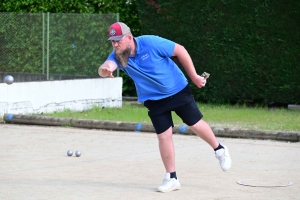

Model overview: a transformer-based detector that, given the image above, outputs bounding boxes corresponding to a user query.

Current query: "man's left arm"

[172,43,206,88]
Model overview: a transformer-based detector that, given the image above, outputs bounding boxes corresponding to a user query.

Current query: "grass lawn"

[43,102,300,132]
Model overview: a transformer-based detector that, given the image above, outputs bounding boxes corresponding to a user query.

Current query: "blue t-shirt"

[107,35,188,102]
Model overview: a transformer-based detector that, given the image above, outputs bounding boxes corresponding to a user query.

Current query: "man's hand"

[192,72,210,88]
[192,75,206,88]
[99,66,114,78]
[98,61,117,78]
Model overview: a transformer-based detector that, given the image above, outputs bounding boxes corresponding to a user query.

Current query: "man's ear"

[128,34,133,41]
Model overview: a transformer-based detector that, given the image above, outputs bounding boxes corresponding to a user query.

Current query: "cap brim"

[107,35,124,41]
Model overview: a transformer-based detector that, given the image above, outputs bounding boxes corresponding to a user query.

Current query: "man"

[98,22,232,193]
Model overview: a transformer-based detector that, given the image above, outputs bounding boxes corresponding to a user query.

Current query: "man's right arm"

[98,60,118,78]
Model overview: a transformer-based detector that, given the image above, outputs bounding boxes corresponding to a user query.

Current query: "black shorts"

[143,85,203,134]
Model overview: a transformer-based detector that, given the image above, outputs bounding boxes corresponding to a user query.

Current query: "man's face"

[112,35,131,67]
[111,35,128,52]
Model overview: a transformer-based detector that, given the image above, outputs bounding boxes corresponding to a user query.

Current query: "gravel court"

[0,124,299,200]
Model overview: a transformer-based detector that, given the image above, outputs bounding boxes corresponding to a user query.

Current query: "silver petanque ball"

[4,75,14,85]
[67,150,73,156]
[75,150,81,157]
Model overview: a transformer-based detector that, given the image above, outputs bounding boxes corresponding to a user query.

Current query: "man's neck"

[130,38,137,57]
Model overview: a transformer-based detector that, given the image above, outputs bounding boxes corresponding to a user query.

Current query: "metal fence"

[0,12,117,82]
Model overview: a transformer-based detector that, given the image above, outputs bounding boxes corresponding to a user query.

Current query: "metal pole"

[42,13,45,74]
[116,13,120,77]
[47,12,50,80]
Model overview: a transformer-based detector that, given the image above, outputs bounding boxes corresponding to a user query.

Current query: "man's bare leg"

[157,126,175,173]
[189,119,219,149]
[189,119,232,171]
[156,126,181,192]
[157,120,219,172]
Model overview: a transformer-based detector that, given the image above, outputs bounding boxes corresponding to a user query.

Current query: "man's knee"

[157,126,173,140]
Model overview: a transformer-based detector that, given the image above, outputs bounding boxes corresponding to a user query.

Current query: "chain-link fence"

[0,12,117,82]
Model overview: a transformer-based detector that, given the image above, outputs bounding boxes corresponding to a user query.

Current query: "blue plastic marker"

[136,123,143,132]
[179,125,187,133]
[7,114,13,121]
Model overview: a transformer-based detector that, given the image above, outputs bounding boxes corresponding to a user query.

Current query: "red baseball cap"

[107,22,131,41]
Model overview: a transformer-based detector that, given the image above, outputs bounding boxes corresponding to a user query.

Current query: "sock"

[214,143,224,151]
[170,172,177,179]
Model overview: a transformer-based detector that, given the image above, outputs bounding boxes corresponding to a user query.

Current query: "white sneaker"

[215,144,232,171]
[157,173,181,193]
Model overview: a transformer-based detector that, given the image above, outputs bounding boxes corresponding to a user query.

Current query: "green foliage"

[48,13,116,76]
[3,0,299,104]
[119,70,136,96]
[0,13,41,72]
[0,0,140,95]
[137,0,300,105]
[0,0,141,37]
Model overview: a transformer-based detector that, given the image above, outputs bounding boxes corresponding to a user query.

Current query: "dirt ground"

[0,124,299,200]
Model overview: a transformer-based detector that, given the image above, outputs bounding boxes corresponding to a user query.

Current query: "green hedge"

[1,0,299,104]
[0,0,140,35]
[0,12,116,76]
[0,0,139,96]
[137,0,300,105]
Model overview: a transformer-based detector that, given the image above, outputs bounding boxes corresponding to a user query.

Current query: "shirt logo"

[141,54,149,60]
[110,28,116,36]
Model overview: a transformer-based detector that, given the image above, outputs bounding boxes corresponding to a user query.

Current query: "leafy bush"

[137,0,300,105]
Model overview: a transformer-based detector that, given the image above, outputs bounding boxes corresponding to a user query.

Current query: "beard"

[114,45,131,67]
